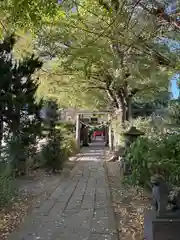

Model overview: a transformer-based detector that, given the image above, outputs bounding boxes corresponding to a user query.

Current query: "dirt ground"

[105,161,151,240]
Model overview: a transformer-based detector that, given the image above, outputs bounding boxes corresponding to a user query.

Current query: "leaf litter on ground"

[106,162,151,240]
[0,160,77,240]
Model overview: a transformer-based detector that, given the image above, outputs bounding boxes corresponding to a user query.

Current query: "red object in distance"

[93,130,104,137]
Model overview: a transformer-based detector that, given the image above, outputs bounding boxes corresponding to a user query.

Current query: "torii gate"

[75,110,113,150]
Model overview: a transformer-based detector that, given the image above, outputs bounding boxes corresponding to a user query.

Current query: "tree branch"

[86,85,105,90]
[106,88,118,108]
[126,0,143,29]
[139,1,180,31]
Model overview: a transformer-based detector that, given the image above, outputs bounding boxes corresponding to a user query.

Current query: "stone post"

[75,114,81,150]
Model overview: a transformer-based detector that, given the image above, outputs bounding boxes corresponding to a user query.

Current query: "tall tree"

[0,34,43,156]
[1,0,178,122]
[35,0,178,123]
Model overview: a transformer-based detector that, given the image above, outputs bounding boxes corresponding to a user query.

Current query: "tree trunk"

[106,85,131,123]
[10,108,21,137]
[11,117,20,137]
[115,94,127,123]
[126,97,132,121]
[0,115,3,156]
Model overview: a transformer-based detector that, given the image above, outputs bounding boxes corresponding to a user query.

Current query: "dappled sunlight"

[0,0,179,239]
[76,142,106,162]
[8,146,117,240]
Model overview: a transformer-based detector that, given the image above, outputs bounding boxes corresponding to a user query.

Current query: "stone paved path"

[9,143,118,240]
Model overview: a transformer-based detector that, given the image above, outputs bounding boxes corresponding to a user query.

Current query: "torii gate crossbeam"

[75,111,113,150]
[76,110,112,115]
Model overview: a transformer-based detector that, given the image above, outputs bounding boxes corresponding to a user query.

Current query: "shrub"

[61,132,78,158]
[57,122,77,157]
[41,129,66,172]
[124,133,180,187]
[7,131,37,175]
[58,122,75,133]
[38,122,77,172]
[4,117,42,175]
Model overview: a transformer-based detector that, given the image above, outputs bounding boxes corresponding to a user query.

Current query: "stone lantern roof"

[124,126,144,136]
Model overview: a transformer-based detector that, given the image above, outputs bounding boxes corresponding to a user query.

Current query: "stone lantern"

[123,126,144,149]
[40,100,58,135]
[122,126,144,175]
[40,101,57,122]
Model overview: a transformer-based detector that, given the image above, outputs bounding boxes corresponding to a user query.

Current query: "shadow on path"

[8,141,118,240]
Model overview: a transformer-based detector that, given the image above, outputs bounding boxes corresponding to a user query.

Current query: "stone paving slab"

[90,233,118,240]
[8,144,118,240]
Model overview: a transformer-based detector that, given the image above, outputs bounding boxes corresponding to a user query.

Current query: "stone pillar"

[108,114,113,150]
[75,114,81,150]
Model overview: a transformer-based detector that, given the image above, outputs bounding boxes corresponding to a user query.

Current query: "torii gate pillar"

[104,126,109,146]
[108,114,113,150]
[75,114,81,150]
